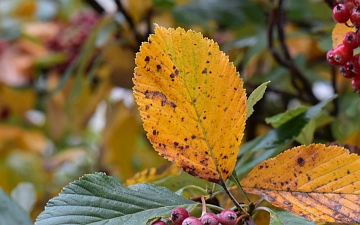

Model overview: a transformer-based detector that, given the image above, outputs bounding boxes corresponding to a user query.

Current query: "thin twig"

[219,178,248,215]
[267,0,319,104]
[114,0,143,45]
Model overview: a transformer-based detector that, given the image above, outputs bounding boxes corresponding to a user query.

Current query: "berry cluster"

[328,0,360,93]
[151,207,238,225]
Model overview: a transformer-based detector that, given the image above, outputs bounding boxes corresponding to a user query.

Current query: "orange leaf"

[241,144,360,223]
[133,26,247,183]
[332,23,355,48]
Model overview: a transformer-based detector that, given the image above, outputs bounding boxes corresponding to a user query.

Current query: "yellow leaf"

[103,103,138,179]
[332,23,355,48]
[123,163,181,186]
[133,26,247,183]
[241,144,360,223]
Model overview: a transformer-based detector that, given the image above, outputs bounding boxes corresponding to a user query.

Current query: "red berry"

[333,44,353,64]
[152,221,167,225]
[200,213,219,225]
[333,4,351,23]
[344,1,355,10]
[326,49,342,66]
[350,54,360,73]
[350,6,360,26]
[340,65,356,78]
[352,75,360,93]
[182,216,202,225]
[343,31,360,49]
[345,54,360,75]
[218,210,237,225]
[354,0,360,6]
[170,207,190,225]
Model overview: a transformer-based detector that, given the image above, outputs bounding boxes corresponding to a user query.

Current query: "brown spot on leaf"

[145,56,150,62]
[202,68,207,74]
[191,135,196,139]
[144,90,175,109]
[297,157,305,167]
[156,64,162,70]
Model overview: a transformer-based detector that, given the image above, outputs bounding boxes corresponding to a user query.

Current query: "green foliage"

[0,187,33,225]
[267,209,316,225]
[35,173,197,225]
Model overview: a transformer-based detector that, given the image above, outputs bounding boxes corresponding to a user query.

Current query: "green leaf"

[265,106,307,128]
[0,187,33,225]
[35,173,197,225]
[11,182,36,213]
[172,0,264,28]
[247,81,270,119]
[235,95,337,179]
[268,209,316,225]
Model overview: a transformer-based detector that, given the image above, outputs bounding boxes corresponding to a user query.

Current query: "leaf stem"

[219,179,249,215]
[175,185,208,196]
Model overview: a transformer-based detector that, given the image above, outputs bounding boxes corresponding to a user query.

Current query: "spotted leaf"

[133,26,247,183]
[241,144,360,223]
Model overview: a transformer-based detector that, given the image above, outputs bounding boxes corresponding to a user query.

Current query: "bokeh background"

[0,0,358,221]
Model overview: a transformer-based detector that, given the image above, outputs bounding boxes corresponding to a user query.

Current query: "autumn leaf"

[133,26,247,183]
[241,144,360,223]
[332,23,355,48]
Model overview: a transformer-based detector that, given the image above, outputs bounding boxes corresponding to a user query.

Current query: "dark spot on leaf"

[145,56,150,62]
[152,130,158,135]
[175,69,179,75]
[184,138,188,141]
[297,157,305,166]
[307,174,311,181]
[145,105,150,110]
[203,116,206,120]
[191,135,196,139]
[208,52,212,56]
[181,117,184,122]
[206,60,209,63]
[174,142,179,146]
[234,87,237,90]
[157,64,162,70]
[202,68,207,74]
[171,102,177,108]
[170,73,175,78]
[259,165,263,169]
[347,170,351,174]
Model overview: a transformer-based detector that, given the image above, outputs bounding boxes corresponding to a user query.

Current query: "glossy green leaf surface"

[35,173,197,225]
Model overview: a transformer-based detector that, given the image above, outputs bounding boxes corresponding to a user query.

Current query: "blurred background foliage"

[0,0,358,223]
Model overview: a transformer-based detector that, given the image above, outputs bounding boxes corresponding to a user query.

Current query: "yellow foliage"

[124,163,181,186]
[133,26,247,183]
[332,23,355,49]
[241,144,360,223]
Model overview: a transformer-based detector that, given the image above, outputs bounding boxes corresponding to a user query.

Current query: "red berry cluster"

[151,207,238,225]
[328,0,360,93]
